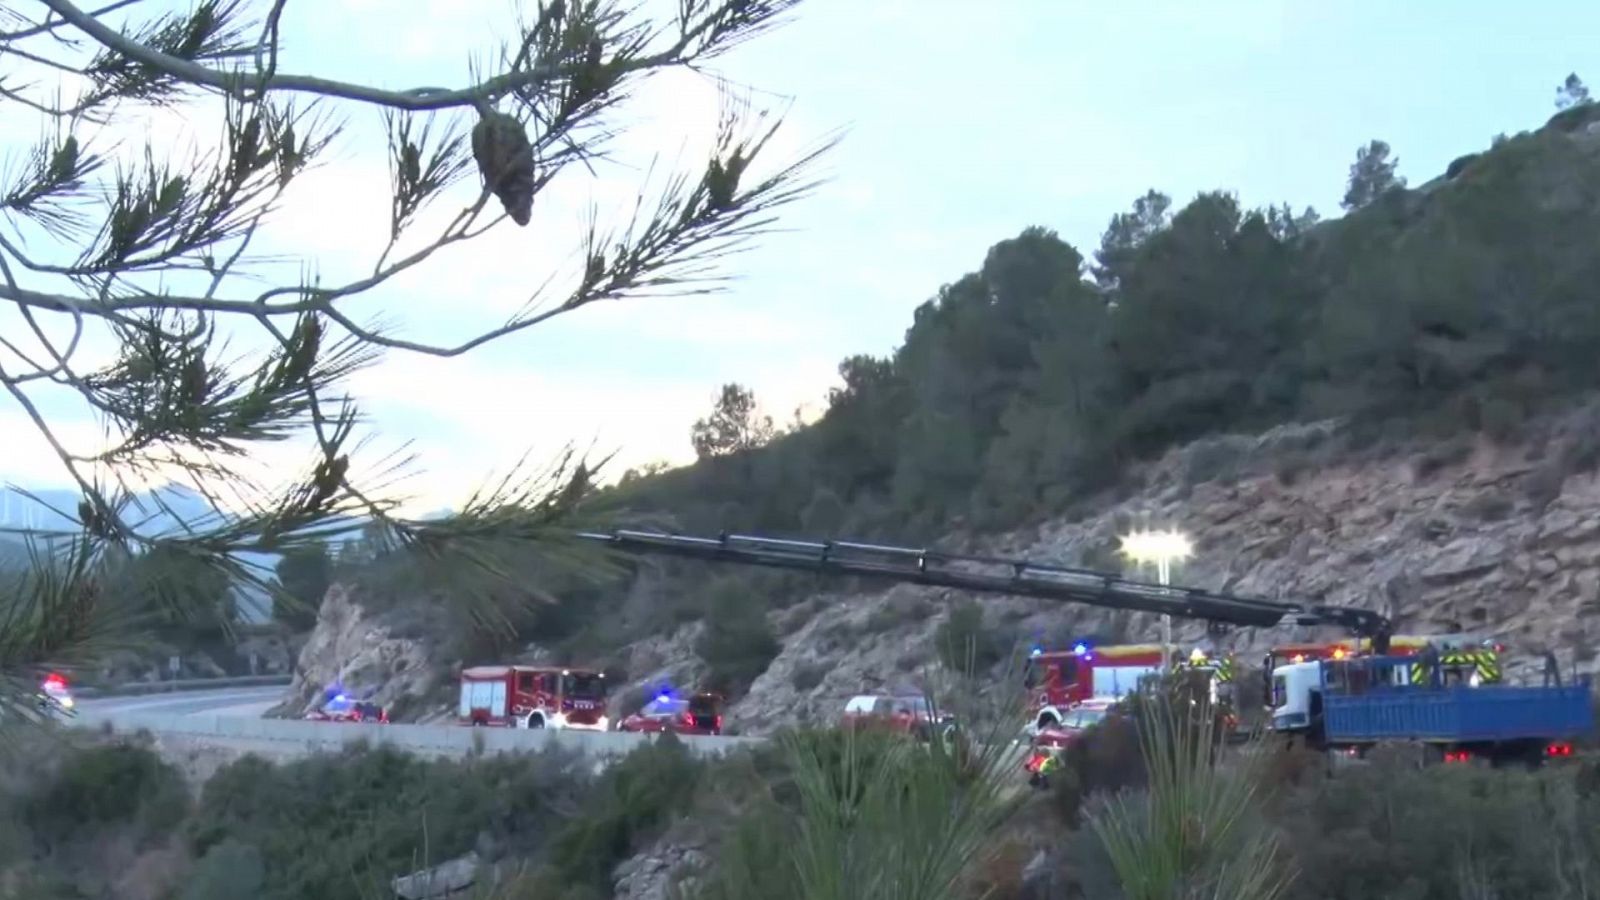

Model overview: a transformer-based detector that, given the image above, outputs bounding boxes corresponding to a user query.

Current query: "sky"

[2,0,1599,517]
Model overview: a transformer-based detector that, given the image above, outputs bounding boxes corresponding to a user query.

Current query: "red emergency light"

[1545,742,1574,758]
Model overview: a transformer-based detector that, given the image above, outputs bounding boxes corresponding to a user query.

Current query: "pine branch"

[0,0,831,734]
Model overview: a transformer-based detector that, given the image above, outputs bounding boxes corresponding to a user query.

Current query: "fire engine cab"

[457,665,609,731]
[1024,642,1165,732]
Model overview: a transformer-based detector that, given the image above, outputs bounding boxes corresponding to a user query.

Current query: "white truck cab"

[1269,660,1322,732]
[1271,655,1425,734]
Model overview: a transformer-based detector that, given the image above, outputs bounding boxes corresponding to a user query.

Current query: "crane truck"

[574,529,1595,761]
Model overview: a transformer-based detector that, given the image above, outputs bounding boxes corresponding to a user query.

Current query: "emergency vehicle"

[1261,634,1503,706]
[841,693,958,741]
[457,664,609,730]
[305,693,389,724]
[36,672,76,720]
[1023,642,1163,732]
[617,690,723,735]
[1269,647,1589,766]
[1022,698,1118,788]
[570,530,1564,722]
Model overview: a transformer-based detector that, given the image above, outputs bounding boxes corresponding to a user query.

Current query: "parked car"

[618,691,723,735]
[841,693,957,741]
[1024,699,1118,788]
[305,692,388,724]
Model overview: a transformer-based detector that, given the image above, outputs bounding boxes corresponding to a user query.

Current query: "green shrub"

[1445,152,1481,179]
[187,744,585,900]
[697,723,1022,900]
[22,741,188,850]
[696,579,781,695]
[936,601,1003,673]
[1086,700,1291,900]
[791,661,827,691]
[546,734,703,893]
[181,838,266,900]
[1274,752,1600,900]
[1547,101,1600,132]
[861,603,904,634]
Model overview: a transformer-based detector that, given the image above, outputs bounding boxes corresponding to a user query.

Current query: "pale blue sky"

[3,0,1598,512]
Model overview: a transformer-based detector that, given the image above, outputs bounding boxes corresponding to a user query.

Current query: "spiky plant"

[695,648,1034,900]
[0,0,836,726]
[1087,694,1295,900]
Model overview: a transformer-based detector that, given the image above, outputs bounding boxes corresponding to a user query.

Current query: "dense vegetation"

[5,703,1599,899]
[0,733,704,900]
[431,99,1600,689]
[629,102,1600,543]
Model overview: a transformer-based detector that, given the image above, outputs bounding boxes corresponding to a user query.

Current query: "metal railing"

[72,674,294,698]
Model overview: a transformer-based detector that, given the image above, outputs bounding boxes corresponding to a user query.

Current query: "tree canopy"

[612,102,1600,553]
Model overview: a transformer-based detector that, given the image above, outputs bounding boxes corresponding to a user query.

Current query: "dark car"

[306,693,389,724]
[617,691,723,735]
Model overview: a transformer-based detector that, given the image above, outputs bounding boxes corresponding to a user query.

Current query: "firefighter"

[1406,644,1502,687]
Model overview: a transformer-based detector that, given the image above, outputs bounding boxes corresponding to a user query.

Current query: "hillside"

[281,101,1600,726]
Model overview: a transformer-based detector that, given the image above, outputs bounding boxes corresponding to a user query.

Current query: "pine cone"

[471,110,536,226]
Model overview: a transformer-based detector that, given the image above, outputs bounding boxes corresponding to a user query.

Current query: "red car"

[617,691,723,736]
[1024,700,1114,788]
[841,694,958,740]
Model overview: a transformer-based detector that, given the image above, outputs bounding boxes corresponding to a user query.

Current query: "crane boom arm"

[573,529,1392,645]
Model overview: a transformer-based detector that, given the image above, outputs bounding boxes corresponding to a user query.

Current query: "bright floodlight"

[1119,528,1194,567]
[1120,528,1193,673]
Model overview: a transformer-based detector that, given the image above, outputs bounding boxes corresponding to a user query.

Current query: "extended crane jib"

[574,529,1393,643]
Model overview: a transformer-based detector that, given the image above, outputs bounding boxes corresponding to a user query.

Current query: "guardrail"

[73,709,764,760]
[73,674,294,698]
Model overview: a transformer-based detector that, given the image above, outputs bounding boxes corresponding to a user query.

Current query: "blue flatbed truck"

[1271,651,1594,766]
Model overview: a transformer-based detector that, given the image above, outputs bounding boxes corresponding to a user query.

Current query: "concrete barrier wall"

[74,709,766,760]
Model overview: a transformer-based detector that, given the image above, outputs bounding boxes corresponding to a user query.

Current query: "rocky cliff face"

[267,583,454,722]
[283,400,1600,733]
[725,403,1600,731]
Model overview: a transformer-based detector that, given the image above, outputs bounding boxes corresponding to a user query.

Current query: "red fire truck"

[1024,642,1166,732]
[457,664,610,730]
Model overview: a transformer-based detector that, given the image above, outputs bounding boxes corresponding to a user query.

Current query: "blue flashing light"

[1072,643,1089,656]
[332,693,348,703]
[1029,646,1043,658]
[655,692,672,704]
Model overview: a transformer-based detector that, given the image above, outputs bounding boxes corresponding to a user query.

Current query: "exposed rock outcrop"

[392,851,480,899]
[729,405,1600,731]
[612,831,709,900]
[268,583,451,721]
[284,402,1600,735]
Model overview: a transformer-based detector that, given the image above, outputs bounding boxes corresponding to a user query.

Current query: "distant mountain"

[0,534,31,573]
[0,484,359,624]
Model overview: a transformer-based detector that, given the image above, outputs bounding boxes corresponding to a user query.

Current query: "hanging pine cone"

[471,109,536,226]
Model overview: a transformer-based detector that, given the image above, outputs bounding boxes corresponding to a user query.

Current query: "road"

[67,684,765,762]
[67,685,1024,772]
[74,684,289,723]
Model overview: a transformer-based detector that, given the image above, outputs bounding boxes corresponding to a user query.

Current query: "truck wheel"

[527,715,545,729]
[1036,713,1058,732]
